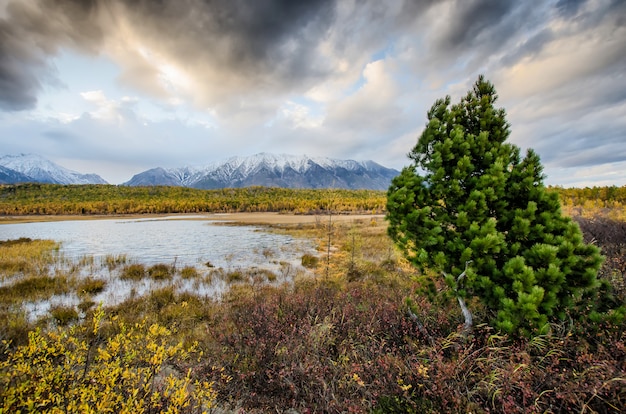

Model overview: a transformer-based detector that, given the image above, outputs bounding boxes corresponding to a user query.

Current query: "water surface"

[1,216,315,319]
[0,215,313,269]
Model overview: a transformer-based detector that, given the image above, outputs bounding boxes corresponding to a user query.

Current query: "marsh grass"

[120,263,146,281]
[76,276,106,296]
[49,304,79,326]
[148,263,174,281]
[0,239,59,277]
[225,270,245,283]
[301,253,319,268]
[0,274,73,304]
[180,265,200,279]
[103,253,128,270]
[77,299,96,313]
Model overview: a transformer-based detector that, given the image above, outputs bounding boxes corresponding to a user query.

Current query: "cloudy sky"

[1,0,624,186]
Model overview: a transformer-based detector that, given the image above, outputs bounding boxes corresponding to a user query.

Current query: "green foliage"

[0,222,624,412]
[386,76,604,336]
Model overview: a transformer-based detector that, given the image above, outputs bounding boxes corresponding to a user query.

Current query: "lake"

[0,215,314,269]
[0,216,316,318]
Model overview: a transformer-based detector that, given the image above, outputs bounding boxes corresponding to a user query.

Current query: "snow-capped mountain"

[0,154,108,185]
[124,153,399,190]
[0,165,32,184]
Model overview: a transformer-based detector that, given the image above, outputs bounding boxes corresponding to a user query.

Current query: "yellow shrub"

[0,306,216,413]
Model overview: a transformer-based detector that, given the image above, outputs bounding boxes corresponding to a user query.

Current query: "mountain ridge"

[124,153,399,190]
[0,153,400,190]
[0,154,108,185]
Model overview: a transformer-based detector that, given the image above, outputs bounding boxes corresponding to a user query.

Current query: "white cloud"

[325,60,401,131]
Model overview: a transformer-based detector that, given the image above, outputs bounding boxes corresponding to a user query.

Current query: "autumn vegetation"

[0,184,386,216]
[1,181,625,219]
[0,196,625,412]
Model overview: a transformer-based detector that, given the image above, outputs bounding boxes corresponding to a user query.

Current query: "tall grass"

[0,238,59,278]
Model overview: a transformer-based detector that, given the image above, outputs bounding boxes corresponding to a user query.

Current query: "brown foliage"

[196,276,625,413]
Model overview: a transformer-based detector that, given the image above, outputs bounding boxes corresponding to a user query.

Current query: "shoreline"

[0,212,385,226]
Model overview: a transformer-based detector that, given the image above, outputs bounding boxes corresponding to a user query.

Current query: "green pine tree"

[387,76,603,336]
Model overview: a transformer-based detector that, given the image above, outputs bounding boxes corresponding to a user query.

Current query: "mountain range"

[0,154,107,185]
[0,153,400,190]
[123,153,399,190]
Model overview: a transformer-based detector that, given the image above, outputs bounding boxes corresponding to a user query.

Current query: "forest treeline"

[0,183,624,217]
[552,185,626,213]
[0,184,387,215]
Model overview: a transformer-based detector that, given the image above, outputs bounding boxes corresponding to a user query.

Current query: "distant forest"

[0,183,624,217]
[0,184,386,215]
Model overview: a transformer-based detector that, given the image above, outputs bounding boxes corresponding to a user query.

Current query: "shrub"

[199,275,626,413]
[0,307,216,412]
[0,308,32,348]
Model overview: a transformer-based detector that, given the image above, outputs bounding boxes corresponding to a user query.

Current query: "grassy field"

[1,202,625,411]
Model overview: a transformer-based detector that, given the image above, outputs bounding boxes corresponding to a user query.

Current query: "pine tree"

[386,76,603,336]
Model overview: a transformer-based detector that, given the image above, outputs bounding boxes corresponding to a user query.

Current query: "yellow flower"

[352,373,365,387]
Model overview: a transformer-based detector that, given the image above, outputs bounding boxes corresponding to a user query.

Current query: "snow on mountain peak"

[123,152,398,189]
[0,153,107,184]
[203,153,369,177]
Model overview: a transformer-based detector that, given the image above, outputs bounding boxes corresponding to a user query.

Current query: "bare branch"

[444,260,473,333]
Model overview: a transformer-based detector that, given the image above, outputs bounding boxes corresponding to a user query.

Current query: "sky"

[0,0,625,186]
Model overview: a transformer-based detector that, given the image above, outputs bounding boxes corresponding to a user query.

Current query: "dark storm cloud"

[555,0,588,17]
[0,0,340,110]
[0,0,442,111]
[0,0,104,110]
[499,28,554,67]
[0,21,41,110]
[124,0,336,80]
[439,0,517,49]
